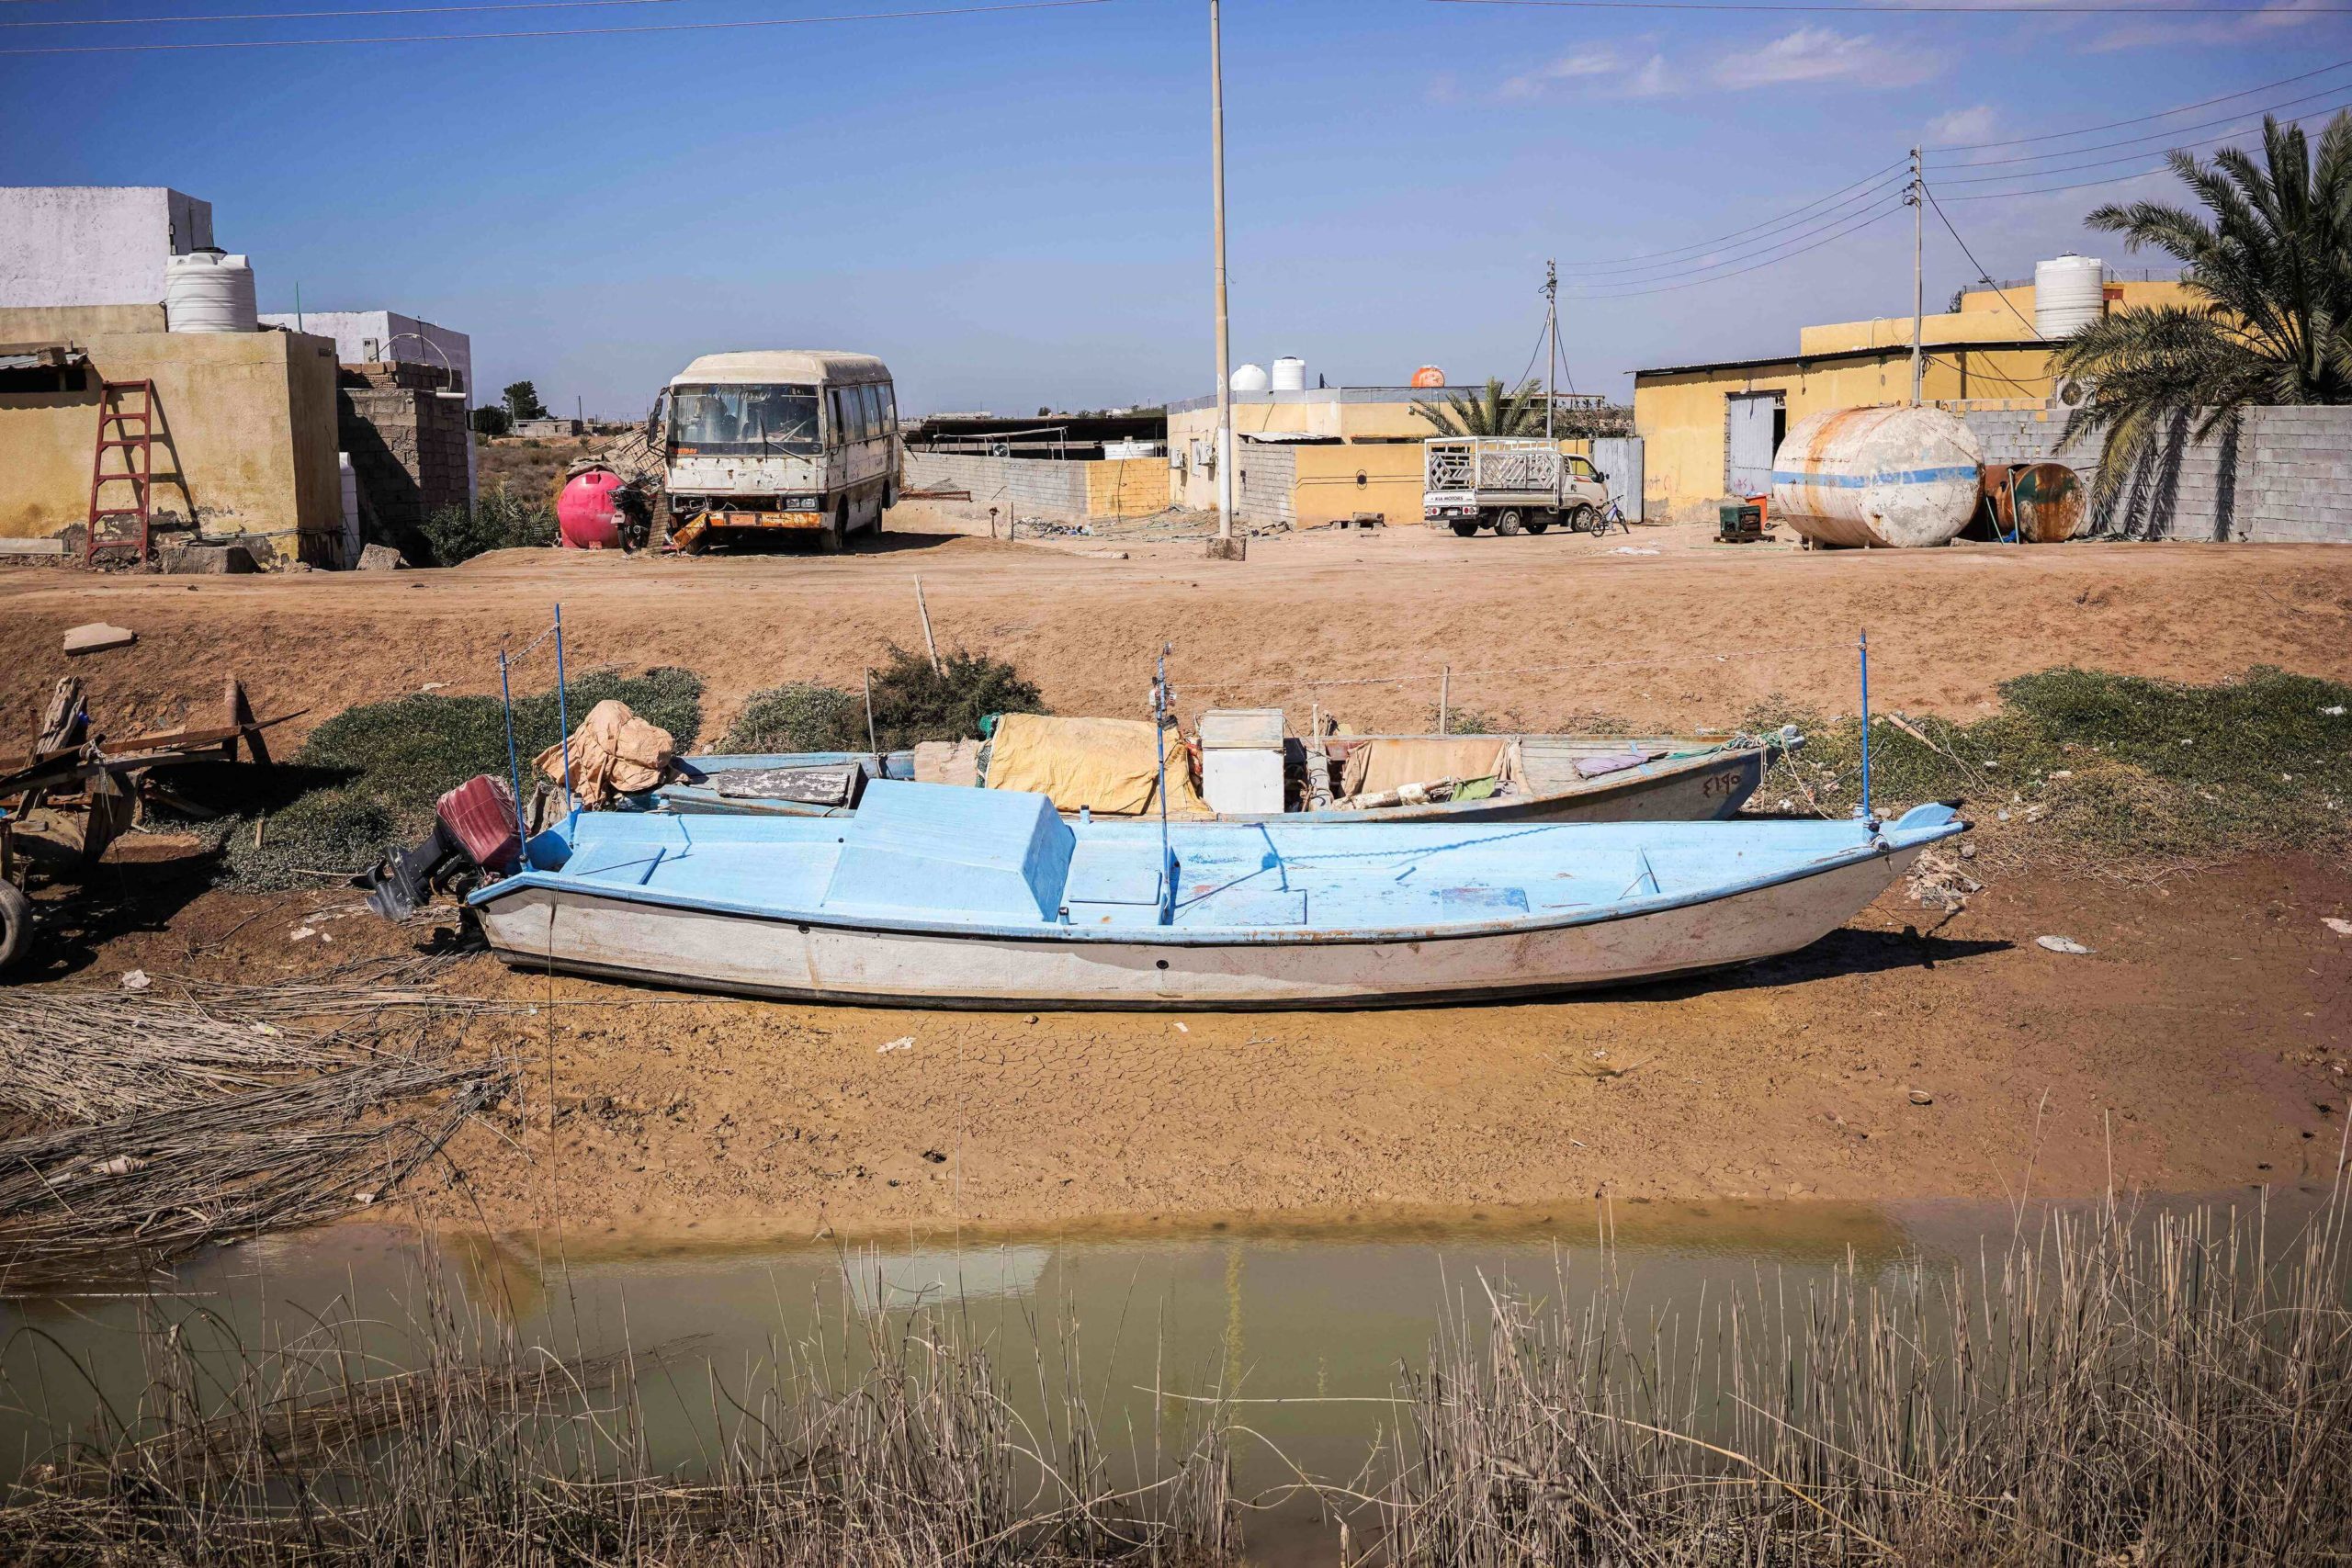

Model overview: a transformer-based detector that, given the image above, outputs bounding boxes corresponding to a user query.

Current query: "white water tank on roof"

[1271,355,1307,392]
[2033,254,2105,339]
[165,249,257,333]
[1229,362,1270,392]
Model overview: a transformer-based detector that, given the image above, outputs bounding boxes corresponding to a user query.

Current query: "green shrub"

[419,489,559,567]
[718,647,1045,755]
[166,669,702,888]
[1749,665,2352,865]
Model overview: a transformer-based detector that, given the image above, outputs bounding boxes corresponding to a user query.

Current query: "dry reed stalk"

[1360,1186,2352,1566]
[0,1061,513,1292]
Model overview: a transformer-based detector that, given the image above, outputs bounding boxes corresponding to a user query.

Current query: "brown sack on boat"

[1340,738,1510,801]
[536,699,675,806]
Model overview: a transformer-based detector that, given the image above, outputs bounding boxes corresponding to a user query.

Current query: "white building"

[0,186,213,315]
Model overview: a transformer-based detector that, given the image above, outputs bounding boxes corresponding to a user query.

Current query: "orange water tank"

[1410,365,1446,389]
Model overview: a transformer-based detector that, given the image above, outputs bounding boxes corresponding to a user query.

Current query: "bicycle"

[1567,496,1631,536]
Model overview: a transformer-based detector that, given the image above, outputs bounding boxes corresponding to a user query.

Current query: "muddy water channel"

[4,1192,2343,1564]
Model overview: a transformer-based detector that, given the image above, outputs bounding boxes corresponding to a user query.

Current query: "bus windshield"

[669,384,820,456]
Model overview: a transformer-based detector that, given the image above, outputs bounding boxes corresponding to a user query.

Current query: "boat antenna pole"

[554,603,576,826]
[1154,641,1176,926]
[499,648,527,852]
[1859,626,1878,832]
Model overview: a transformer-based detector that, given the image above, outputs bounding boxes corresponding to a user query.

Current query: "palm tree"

[1411,377,1547,437]
[2052,112,2352,500]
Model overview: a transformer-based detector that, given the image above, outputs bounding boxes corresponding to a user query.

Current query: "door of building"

[1725,391,1785,497]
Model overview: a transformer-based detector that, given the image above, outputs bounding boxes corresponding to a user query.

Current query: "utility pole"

[1907,146,1925,407]
[1206,0,1242,560]
[1544,258,1558,444]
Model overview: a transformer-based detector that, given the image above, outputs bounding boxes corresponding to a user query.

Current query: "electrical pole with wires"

[1544,258,1559,444]
[1205,0,1243,561]
[1907,146,1925,406]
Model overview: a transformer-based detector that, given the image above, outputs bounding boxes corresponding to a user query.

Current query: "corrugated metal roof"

[0,343,89,373]
[1632,338,2048,380]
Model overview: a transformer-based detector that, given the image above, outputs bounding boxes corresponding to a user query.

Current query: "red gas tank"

[557,468,627,549]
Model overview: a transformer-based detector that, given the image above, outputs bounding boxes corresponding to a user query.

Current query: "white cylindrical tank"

[1270,355,1306,391]
[1770,406,1984,549]
[1228,362,1270,392]
[165,249,258,333]
[2033,254,2105,339]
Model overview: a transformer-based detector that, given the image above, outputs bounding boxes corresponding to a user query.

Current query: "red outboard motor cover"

[558,468,627,550]
[436,773,522,873]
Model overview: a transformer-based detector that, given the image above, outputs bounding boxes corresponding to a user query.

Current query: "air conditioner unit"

[2053,376,2094,410]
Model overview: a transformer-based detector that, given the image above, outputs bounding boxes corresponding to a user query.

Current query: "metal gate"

[1725,392,1783,497]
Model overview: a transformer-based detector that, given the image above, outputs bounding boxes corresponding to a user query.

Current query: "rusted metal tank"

[1770,406,1984,548]
[1984,461,2086,542]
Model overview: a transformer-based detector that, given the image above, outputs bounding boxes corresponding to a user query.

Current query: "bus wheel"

[1494,509,1524,536]
[818,502,848,554]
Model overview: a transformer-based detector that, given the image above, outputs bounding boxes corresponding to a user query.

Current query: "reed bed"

[0,955,514,1126]
[0,1255,1238,1566]
[0,1060,512,1292]
[1360,1185,2352,1565]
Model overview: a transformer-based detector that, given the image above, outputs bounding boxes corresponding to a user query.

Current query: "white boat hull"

[477,845,1926,1010]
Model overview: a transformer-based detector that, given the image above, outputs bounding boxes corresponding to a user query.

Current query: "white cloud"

[2086,0,2327,50]
[1503,43,1679,100]
[1926,105,2000,146]
[1713,27,1939,89]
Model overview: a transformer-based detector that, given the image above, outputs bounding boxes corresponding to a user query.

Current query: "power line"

[1929,56,2352,150]
[0,0,1103,51]
[1433,0,2352,14]
[1563,180,1914,282]
[1937,96,2352,198]
[1930,95,2352,182]
[3,0,676,24]
[1918,181,2040,336]
[1928,79,2352,168]
[1565,198,1905,298]
[1563,164,1909,274]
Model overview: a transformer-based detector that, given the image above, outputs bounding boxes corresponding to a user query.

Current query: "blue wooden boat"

[469,780,1963,1010]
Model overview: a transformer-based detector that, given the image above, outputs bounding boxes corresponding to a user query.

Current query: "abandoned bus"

[655,351,898,551]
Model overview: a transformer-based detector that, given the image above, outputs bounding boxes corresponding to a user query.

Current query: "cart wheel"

[1494,509,1524,536]
[1449,520,1480,538]
[0,882,32,977]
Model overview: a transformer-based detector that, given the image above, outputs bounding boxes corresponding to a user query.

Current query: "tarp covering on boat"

[983,714,1209,817]
[1340,738,1512,801]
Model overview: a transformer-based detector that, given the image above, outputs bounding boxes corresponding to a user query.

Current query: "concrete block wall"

[342,365,473,547]
[905,451,1089,520]
[1955,403,2352,543]
[0,187,212,309]
[1233,440,1296,528]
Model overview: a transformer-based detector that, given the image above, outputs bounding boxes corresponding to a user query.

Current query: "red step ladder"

[85,380,156,565]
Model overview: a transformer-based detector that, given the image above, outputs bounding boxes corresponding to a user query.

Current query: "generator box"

[1198,708,1285,816]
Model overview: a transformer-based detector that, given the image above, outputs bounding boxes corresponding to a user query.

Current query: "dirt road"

[7,523,2350,1245]
[5,518,2349,746]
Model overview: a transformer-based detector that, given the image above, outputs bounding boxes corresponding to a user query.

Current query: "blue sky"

[5,0,2346,414]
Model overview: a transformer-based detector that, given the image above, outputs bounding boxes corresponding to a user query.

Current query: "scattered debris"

[1907,1089,1935,1106]
[878,1036,913,1055]
[160,543,260,575]
[2036,935,2096,955]
[1607,547,1660,557]
[2324,706,2346,717]
[356,544,409,570]
[62,622,137,656]
[119,969,150,992]
[1906,851,1983,912]
[2325,918,2352,938]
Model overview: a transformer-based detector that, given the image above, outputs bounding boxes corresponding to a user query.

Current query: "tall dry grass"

[1362,1185,2352,1565]
[0,1249,1235,1566]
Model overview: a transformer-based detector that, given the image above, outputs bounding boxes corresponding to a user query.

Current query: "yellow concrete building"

[1632,279,2195,521]
[0,305,343,560]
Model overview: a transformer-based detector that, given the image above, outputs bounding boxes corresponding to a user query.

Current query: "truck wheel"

[1525,513,1553,535]
[1567,503,1599,534]
[1449,520,1480,538]
[1494,509,1524,537]
[0,881,33,977]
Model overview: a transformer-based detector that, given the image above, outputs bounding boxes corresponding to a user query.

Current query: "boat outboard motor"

[363,774,524,919]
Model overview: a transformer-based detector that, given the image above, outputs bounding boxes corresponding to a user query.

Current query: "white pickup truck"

[1422,436,1611,536]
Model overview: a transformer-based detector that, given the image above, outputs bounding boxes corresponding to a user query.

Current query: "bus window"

[858,384,885,439]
